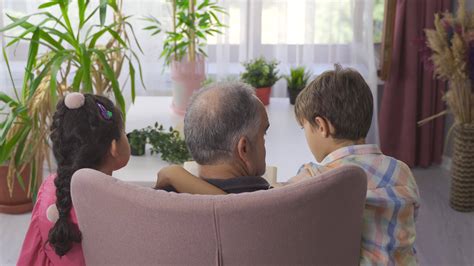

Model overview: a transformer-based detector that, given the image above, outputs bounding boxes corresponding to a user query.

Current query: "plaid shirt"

[291,144,420,266]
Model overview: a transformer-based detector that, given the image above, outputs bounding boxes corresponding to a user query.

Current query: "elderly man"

[158,82,271,193]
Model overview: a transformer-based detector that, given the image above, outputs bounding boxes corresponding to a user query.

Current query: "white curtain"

[208,0,378,143]
[0,0,378,144]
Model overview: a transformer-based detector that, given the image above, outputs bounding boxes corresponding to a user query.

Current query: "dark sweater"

[163,176,270,194]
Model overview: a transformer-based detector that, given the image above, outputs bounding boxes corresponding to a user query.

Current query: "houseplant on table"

[146,122,191,164]
[241,57,280,105]
[144,0,227,115]
[127,129,148,156]
[285,66,312,105]
[424,0,474,212]
[0,0,145,213]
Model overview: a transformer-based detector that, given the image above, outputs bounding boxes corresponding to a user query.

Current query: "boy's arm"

[155,165,227,195]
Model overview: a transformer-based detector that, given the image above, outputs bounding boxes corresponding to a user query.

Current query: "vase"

[0,165,34,214]
[288,89,300,105]
[170,56,206,115]
[450,123,474,212]
[256,87,272,105]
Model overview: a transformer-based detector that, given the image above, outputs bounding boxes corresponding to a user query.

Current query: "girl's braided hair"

[48,94,123,256]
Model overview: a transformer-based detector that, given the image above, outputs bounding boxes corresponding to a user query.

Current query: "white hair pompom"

[64,92,85,109]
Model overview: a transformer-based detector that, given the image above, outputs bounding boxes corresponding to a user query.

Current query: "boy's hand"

[288,163,317,183]
[155,165,186,189]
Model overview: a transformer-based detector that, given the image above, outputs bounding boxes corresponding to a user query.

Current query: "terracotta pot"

[170,56,206,115]
[0,165,36,214]
[256,87,272,106]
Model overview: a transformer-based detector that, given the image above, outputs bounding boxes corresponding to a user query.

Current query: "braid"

[48,94,123,256]
[48,166,81,256]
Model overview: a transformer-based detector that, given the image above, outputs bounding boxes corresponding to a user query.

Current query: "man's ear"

[109,139,119,158]
[236,136,251,163]
[314,116,330,138]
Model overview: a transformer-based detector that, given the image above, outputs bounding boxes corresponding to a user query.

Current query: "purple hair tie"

[97,102,113,120]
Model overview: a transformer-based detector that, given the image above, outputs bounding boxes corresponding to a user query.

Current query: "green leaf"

[88,27,108,48]
[0,114,15,145]
[143,25,157,30]
[13,126,31,167]
[104,27,127,48]
[22,27,40,99]
[16,172,26,191]
[2,48,18,99]
[80,45,93,93]
[38,1,59,9]
[41,11,69,31]
[124,22,144,54]
[100,0,108,26]
[129,61,136,103]
[49,54,69,106]
[91,49,125,116]
[0,15,31,32]
[83,6,100,25]
[29,55,59,97]
[130,50,147,90]
[6,14,66,50]
[59,1,74,36]
[72,67,83,92]
[108,0,119,11]
[198,48,207,57]
[78,0,86,27]
[0,92,17,106]
[43,26,78,49]
[6,27,37,47]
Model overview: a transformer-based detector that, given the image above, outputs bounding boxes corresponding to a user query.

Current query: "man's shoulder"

[204,176,270,193]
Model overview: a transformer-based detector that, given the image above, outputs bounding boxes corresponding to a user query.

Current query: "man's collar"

[319,144,382,165]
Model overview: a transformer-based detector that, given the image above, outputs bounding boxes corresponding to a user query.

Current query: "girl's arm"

[155,165,227,195]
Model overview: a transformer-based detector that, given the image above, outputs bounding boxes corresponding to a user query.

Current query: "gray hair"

[184,81,262,165]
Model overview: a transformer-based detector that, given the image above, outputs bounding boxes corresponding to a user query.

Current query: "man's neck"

[198,163,249,180]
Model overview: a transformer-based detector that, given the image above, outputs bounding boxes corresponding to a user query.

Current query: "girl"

[18,93,130,265]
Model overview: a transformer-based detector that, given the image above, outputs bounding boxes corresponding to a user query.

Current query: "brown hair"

[294,64,373,141]
[48,94,123,256]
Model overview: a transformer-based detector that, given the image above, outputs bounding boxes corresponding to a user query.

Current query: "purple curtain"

[379,0,451,168]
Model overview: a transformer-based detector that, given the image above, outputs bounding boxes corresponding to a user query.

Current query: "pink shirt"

[18,174,85,266]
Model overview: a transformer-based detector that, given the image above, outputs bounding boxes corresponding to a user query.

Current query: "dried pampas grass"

[424,0,473,125]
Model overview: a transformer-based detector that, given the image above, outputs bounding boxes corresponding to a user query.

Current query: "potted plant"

[0,0,145,213]
[241,57,279,105]
[127,129,148,156]
[145,123,191,164]
[144,0,227,115]
[423,0,474,211]
[285,66,312,105]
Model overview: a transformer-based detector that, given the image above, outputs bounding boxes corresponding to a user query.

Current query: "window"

[373,0,385,43]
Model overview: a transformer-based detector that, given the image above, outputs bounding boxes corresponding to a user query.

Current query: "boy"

[290,64,420,265]
[157,64,420,265]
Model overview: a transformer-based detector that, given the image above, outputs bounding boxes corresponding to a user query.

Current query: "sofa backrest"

[71,165,367,265]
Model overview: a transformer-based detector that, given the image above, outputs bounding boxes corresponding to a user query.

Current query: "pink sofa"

[71,165,367,265]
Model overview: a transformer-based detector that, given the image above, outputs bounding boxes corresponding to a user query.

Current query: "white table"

[113,97,315,184]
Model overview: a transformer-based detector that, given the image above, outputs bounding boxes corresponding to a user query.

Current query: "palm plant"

[0,0,145,199]
[144,0,227,65]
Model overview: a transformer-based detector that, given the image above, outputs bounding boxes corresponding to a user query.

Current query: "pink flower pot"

[170,56,206,115]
